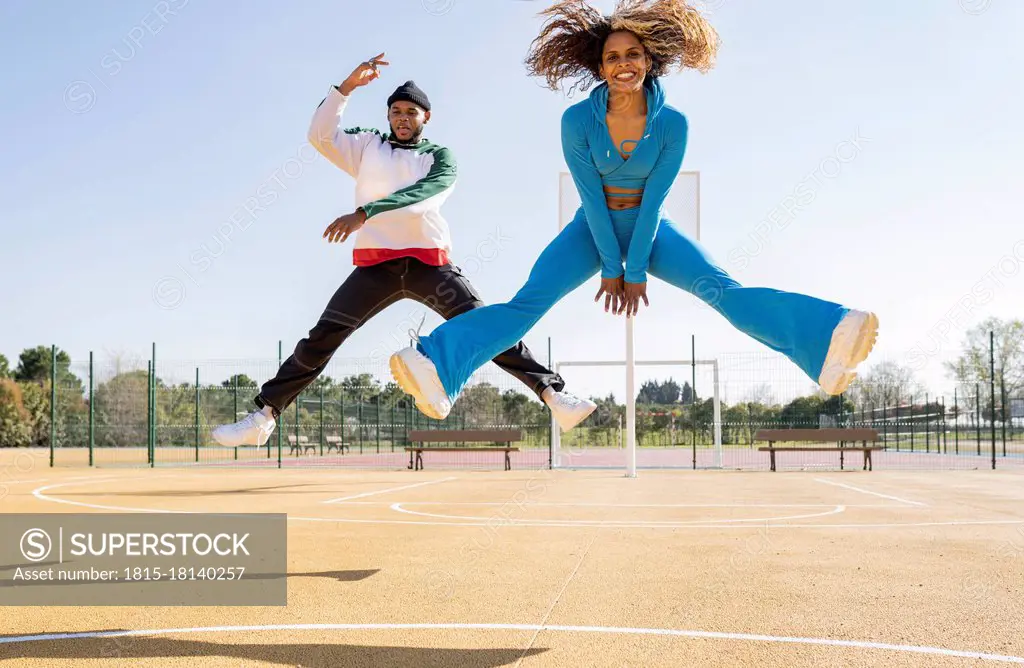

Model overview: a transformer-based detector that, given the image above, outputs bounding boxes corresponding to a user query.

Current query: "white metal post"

[558,170,699,477]
[626,318,637,478]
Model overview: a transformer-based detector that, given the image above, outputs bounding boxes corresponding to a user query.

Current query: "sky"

[1,0,1022,405]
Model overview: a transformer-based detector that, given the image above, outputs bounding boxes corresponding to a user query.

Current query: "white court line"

[340,501,892,508]
[322,477,457,504]
[31,478,1024,530]
[0,623,1021,663]
[389,502,848,526]
[517,532,600,666]
[815,478,928,507]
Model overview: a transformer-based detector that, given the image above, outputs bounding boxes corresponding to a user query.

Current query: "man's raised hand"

[338,53,390,95]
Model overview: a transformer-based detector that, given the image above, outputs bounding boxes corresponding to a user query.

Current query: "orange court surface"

[2,448,1024,667]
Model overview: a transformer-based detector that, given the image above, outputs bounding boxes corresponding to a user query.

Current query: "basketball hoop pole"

[557,169,700,478]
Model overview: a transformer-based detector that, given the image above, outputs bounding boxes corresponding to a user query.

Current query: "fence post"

[151,343,156,468]
[925,392,930,453]
[941,395,947,454]
[148,362,152,467]
[990,330,996,470]
[880,397,888,448]
[976,383,981,456]
[894,393,900,452]
[1000,371,1007,457]
[913,391,921,454]
[691,334,696,470]
[195,367,200,463]
[49,345,56,468]
[954,387,959,454]
[276,341,282,462]
[88,351,94,467]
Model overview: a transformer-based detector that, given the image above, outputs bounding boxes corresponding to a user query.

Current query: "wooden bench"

[406,429,521,471]
[325,434,349,454]
[287,435,316,456]
[754,428,882,472]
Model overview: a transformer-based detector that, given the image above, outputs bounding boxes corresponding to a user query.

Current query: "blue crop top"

[560,77,689,284]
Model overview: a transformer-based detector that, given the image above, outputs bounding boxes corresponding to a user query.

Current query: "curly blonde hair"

[524,0,719,95]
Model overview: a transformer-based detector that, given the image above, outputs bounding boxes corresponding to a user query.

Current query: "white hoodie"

[308,86,457,267]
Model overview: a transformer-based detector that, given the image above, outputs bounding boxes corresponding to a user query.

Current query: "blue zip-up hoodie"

[560,76,689,283]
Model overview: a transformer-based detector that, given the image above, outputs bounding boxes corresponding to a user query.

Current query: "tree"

[308,375,338,392]
[93,370,150,448]
[15,346,69,384]
[0,354,10,379]
[13,346,85,405]
[500,389,537,425]
[0,379,32,447]
[636,381,656,405]
[454,383,502,425]
[221,374,258,388]
[586,393,623,429]
[340,374,380,402]
[820,394,854,416]
[19,381,50,447]
[657,379,681,404]
[744,384,775,406]
[378,381,408,410]
[680,381,696,405]
[945,317,1024,399]
[779,396,825,428]
[722,403,749,445]
[845,360,923,411]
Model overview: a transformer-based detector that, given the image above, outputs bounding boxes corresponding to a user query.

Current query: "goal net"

[551,358,724,470]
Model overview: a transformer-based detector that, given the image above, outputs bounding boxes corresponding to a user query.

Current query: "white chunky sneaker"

[390,347,452,421]
[818,310,879,395]
[391,316,453,420]
[544,389,597,432]
[211,409,276,447]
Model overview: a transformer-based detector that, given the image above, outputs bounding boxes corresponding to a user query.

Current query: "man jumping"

[212,53,596,447]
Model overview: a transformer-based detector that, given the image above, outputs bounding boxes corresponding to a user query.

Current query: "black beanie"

[386,80,431,112]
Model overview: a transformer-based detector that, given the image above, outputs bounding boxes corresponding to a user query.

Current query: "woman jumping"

[390,0,878,421]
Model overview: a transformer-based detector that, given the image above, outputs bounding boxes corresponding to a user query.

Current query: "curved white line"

[388,502,848,526]
[33,481,192,514]
[29,480,1024,530]
[0,623,1020,663]
[391,502,854,508]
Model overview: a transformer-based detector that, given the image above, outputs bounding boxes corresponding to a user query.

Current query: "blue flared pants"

[417,207,849,400]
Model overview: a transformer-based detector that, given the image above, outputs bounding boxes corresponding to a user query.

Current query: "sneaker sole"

[555,403,598,432]
[390,352,447,421]
[820,312,879,395]
[211,431,272,448]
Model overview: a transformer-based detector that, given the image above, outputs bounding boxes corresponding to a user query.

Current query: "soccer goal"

[557,170,703,477]
[551,358,723,473]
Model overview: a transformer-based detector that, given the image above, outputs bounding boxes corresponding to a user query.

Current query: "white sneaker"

[390,347,452,420]
[544,390,597,431]
[211,410,276,447]
[818,310,879,395]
